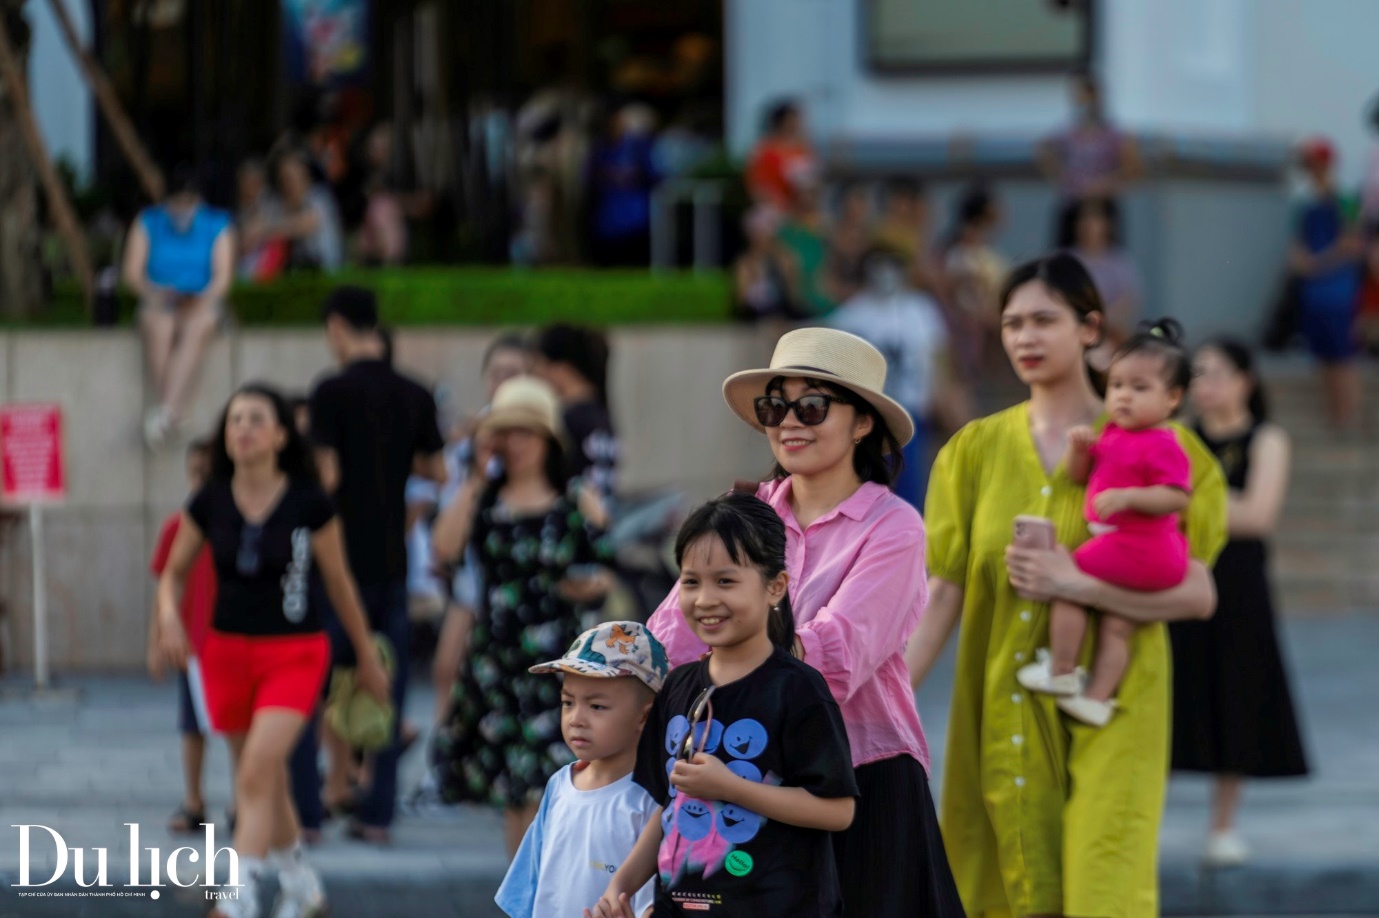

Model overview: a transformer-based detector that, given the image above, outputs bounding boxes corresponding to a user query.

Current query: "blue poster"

[282,0,370,87]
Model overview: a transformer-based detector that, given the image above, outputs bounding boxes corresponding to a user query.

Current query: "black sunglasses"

[753,394,849,428]
[679,685,716,762]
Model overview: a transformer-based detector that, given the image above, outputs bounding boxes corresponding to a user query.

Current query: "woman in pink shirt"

[647,328,964,917]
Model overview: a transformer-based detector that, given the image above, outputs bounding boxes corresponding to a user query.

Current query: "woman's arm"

[154,514,206,670]
[1005,544,1216,623]
[121,219,154,298]
[905,576,963,690]
[200,228,235,302]
[587,812,663,918]
[431,477,481,564]
[312,519,390,701]
[670,755,854,831]
[1229,425,1290,538]
[794,524,928,705]
[272,201,323,240]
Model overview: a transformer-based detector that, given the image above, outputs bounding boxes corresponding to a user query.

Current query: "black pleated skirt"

[1169,540,1310,777]
[832,755,966,918]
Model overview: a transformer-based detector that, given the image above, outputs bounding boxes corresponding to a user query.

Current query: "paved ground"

[1,614,1376,917]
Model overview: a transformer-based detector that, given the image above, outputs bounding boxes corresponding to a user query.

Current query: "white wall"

[1249,0,1379,188]
[728,0,1379,185]
[726,0,1067,154]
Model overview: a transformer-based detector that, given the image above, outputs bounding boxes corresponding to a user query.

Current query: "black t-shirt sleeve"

[634,687,673,806]
[414,385,445,456]
[307,380,343,452]
[186,483,215,533]
[779,672,859,800]
[300,483,336,531]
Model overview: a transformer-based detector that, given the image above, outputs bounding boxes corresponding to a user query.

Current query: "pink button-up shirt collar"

[648,477,930,772]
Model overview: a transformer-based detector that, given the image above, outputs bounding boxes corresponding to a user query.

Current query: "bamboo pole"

[0,13,94,309]
[44,0,164,201]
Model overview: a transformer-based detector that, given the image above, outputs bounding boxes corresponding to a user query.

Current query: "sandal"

[167,804,206,834]
[346,819,391,846]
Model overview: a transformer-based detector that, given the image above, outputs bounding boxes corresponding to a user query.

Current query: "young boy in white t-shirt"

[496,621,668,918]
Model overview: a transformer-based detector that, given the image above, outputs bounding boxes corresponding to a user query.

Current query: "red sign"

[1,403,66,503]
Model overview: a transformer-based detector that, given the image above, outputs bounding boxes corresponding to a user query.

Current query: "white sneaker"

[208,876,261,918]
[271,864,327,918]
[1057,692,1116,727]
[1203,830,1250,868]
[143,406,173,449]
[1016,649,1085,697]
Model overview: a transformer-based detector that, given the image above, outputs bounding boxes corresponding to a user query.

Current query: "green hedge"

[37,268,733,328]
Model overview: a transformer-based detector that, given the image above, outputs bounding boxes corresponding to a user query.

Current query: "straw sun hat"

[478,375,565,441]
[722,328,916,447]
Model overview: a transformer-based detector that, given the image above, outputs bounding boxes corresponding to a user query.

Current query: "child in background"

[497,622,668,918]
[147,438,222,834]
[1018,319,1194,727]
[589,493,857,918]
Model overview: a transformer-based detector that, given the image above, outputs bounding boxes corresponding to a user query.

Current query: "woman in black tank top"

[1173,341,1309,868]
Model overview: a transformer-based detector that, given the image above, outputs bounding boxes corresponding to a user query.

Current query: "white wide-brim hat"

[722,328,916,447]
[478,375,565,441]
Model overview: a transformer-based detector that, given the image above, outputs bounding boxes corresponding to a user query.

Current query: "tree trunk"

[0,3,41,319]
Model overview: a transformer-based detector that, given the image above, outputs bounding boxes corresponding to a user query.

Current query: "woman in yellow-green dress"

[906,253,1228,918]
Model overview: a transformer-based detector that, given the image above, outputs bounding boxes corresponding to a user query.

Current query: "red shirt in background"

[746,139,817,212]
[150,513,217,656]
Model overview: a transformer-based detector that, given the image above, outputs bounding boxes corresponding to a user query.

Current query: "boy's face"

[560,673,653,763]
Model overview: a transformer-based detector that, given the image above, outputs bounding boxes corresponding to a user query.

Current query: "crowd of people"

[119,66,1374,918]
[140,244,1313,917]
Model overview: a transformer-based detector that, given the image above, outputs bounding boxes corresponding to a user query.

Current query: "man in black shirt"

[309,286,446,840]
[531,323,620,504]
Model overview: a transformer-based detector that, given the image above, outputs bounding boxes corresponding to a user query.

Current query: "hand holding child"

[585,889,638,918]
[670,753,738,801]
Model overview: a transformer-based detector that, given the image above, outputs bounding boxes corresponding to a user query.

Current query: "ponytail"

[768,591,798,655]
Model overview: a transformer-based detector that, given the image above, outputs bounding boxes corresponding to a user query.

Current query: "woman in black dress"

[1173,340,1309,867]
[429,376,612,856]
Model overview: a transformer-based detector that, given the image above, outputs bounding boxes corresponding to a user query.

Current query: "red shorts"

[200,630,330,734]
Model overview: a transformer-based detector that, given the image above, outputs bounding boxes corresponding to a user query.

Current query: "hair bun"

[1139,317,1185,347]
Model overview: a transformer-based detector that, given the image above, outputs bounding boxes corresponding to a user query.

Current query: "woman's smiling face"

[763,377,873,478]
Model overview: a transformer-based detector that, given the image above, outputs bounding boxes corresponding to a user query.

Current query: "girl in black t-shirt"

[589,493,858,918]
[157,384,388,918]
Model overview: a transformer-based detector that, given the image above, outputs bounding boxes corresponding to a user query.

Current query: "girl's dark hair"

[764,98,799,134]
[1198,337,1269,422]
[674,493,796,654]
[483,331,529,370]
[1112,318,1191,396]
[944,183,995,248]
[764,376,904,489]
[1056,195,1122,249]
[534,323,610,407]
[210,383,317,482]
[1000,253,1106,392]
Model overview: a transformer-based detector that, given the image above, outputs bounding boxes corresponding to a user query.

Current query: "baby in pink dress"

[1019,320,1193,727]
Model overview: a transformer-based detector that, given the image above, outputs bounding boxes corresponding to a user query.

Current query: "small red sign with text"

[1,404,66,503]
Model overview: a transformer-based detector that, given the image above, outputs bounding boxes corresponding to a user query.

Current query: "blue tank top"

[140,204,231,294]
